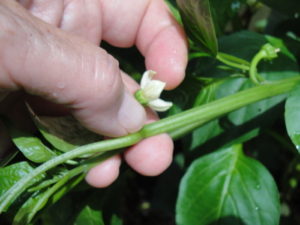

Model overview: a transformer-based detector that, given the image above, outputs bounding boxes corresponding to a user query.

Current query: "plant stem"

[249,52,265,84]
[216,52,250,71]
[145,76,300,138]
[24,166,85,224]
[249,43,280,84]
[189,52,212,60]
[1,76,299,213]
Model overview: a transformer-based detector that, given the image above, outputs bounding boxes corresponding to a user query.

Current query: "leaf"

[0,162,44,212]
[39,196,74,225]
[221,78,287,126]
[0,162,35,197]
[165,0,182,24]
[13,191,47,225]
[176,0,218,55]
[176,145,280,225]
[165,77,205,115]
[285,82,300,152]
[10,128,56,163]
[210,0,247,33]
[189,79,225,148]
[32,114,101,153]
[110,214,123,225]
[74,205,104,225]
[13,169,84,225]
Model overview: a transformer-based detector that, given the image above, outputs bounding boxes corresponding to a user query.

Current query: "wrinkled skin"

[0,0,187,187]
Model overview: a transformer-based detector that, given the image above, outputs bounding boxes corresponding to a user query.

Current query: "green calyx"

[134,89,149,105]
[260,43,280,60]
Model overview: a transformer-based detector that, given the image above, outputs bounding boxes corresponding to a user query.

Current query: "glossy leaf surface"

[176,145,280,225]
[10,129,56,163]
[285,82,300,152]
[0,162,35,197]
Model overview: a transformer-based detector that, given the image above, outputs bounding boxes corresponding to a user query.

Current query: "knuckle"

[75,50,124,110]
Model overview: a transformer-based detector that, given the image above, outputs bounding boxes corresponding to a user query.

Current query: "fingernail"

[118,91,146,133]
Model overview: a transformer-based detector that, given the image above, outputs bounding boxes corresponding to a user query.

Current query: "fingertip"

[145,26,188,90]
[124,133,173,176]
[85,155,121,188]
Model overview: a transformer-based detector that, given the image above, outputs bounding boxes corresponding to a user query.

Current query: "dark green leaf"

[176,145,280,225]
[74,205,104,225]
[13,168,84,225]
[50,172,84,204]
[39,196,74,225]
[285,82,300,152]
[13,191,47,225]
[32,115,101,153]
[176,0,218,55]
[189,79,225,148]
[110,215,123,225]
[210,0,247,33]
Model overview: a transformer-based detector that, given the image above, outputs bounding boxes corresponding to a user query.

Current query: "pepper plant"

[1,0,300,224]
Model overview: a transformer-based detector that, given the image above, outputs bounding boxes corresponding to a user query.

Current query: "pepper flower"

[134,70,173,112]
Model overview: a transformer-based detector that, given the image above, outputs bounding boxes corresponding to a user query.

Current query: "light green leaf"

[10,129,56,163]
[0,162,35,197]
[74,205,104,225]
[176,0,218,55]
[176,145,280,225]
[285,82,300,152]
[0,162,44,212]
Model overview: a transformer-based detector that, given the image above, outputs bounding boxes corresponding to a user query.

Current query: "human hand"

[0,0,187,187]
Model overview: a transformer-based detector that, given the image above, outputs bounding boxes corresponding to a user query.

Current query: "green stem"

[249,43,280,84]
[24,166,85,224]
[1,76,300,213]
[249,52,265,84]
[0,136,142,212]
[189,52,212,60]
[144,76,300,138]
[216,52,250,71]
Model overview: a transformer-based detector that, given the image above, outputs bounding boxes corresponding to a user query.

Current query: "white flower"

[135,70,173,112]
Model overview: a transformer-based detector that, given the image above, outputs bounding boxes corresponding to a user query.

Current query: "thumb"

[0,1,146,137]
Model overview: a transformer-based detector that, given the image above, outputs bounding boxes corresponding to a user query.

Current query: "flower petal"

[148,98,173,112]
[140,70,156,89]
[143,80,166,100]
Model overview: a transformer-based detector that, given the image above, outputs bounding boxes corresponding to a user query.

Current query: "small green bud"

[261,43,280,60]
